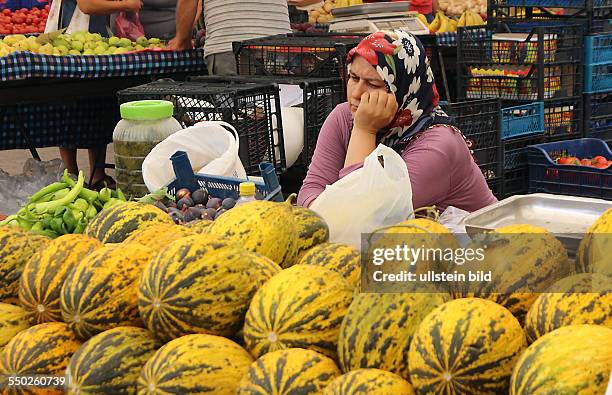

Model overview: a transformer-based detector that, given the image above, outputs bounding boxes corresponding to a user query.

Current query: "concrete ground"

[0,146,115,177]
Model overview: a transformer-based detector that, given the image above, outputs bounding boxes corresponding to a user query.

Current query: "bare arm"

[77,0,141,16]
[432,0,439,13]
[168,0,198,50]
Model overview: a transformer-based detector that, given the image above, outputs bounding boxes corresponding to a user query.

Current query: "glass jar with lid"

[113,100,182,198]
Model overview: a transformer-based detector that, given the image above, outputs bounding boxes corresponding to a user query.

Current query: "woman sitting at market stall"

[297,30,497,212]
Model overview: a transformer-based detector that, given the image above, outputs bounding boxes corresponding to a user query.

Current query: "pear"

[136,36,149,46]
[117,37,132,48]
[148,38,161,44]
[71,40,84,52]
[108,36,120,46]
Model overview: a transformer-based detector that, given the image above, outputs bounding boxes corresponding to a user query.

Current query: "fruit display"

[140,334,253,394]
[1,198,612,392]
[438,0,487,17]
[0,6,49,35]
[66,326,160,394]
[19,234,103,324]
[553,151,611,168]
[408,298,527,394]
[0,170,127,238]
[137,236,280,342]
[425,10,485,33]
[524,273,612,343]
[237,348,340,395]
[0,31,165,57]
[510,325,612,394]
[323,369,415,395]
[60,243,155,340]
[337,293,449,379]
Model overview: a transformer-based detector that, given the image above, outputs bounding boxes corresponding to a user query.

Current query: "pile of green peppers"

[0,170,127,238]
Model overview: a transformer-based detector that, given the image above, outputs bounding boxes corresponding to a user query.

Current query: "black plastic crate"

[233,32,365,79]
[487,0,612,33]
[117,79,285,175]
[187,75,345,168]
[504,134,545,170]
[584,91,612,146]
[440,99,503,181]
[503,166,530,197]
[543,96,583,139]
[488,178,505,199]
[458,24,583,102]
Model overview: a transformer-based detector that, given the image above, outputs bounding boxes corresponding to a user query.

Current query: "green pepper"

[62,209,77,233]
[50,188,70,201]
[50,217,64,235]
[73,218,88,234]
[41,214,53,229]
[71,198,89,213]
[60,221,70,235]
[17,207,42,222]
[116,188,127,201]
[92,199,104,212]
[28,182,69,203]
[0,215,17,226]
[78,188,99,204]
[35,171,85,215]
[99,187,112,203]
[62,169,76,187]
[86,205,98,220]
[16,217,33,230]
[31,222,44,233]
[54,206,68,218]
[73,210,84,223]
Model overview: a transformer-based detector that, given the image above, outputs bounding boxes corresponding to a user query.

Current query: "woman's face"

[347,55,388,114]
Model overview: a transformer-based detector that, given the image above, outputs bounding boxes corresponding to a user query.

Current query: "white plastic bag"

[272,107,304,168]
[142,121,247,193]
[45,0,91,34]
[310,144,414,249]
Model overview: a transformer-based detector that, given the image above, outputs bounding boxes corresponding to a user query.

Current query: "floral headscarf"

[347,30,454,153]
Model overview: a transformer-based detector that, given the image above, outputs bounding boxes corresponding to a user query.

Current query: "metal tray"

[462,193,612,256]
[331,2,411,18]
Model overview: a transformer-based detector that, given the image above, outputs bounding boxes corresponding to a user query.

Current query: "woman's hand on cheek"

[353,91,398,135]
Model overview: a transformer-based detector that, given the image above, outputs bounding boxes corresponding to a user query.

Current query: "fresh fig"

[177,196,194,210]
[206,197,222,209]
[221,197,236,210]
[175,188,191,200]
[167,201,178,209]
[169,210,184,225]
[187,207,202,219]
[202,208,217,221]
[192,189,209,205]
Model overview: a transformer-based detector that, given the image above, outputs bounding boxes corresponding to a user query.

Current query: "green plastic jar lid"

[120,100,174,121]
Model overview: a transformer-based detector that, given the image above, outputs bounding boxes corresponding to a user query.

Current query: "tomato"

[593,162,609,169]
[558,156,579,165]
[2,9,11,16]
[591,155,607,165]
[580,158,592,166]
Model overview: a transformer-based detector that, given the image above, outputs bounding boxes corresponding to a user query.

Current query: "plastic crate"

[233,32,365,79]
[585,63,612,93]
[187,75,344,168]
[584,92,612,146]
[166,150,284,202]
[585,33,612,65]
[527,138,612,198]
[440,99,502,181]
[117,79,285,176]
[458,24,583,102]
[504,134,545,170]
[501,102,545,139]
[503,166,530,197]
[543,97,583,138]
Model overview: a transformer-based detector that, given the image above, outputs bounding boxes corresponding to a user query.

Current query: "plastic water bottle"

[235,182,257,207]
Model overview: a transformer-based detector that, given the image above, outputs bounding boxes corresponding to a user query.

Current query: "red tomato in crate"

[580,158,592,166]
[592,155,608,165]
[593,162,610,169]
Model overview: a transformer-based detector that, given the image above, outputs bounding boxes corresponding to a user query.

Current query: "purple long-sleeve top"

[297,103,498,212]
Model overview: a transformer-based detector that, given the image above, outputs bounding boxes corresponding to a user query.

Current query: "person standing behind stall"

[169,0,292,75]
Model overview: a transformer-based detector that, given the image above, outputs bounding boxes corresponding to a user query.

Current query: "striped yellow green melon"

[524,273,612,343]
[66,326,159,395]
[183,219,213,233]
[290,205,329,266]
[207,200,299,268]
[0,323,81,384]
[123,223,195,249]
[452,224,572,324]
[243,264,353,360]
[408,298,527,394]
[511,324,612,395]
[298,243,361,289]
[323,369,415,395]
[61,243,155,340]
[0,303,29,349]
[577,208,612,275]
[19,234,103,324]
[337,292,449,379]
[138,236,281,342]
[237,348,340,395]
[84,202,173,244]
[139,334,253,395]
[0,227,50,303]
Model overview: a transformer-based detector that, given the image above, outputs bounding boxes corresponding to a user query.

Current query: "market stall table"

[0,49,207,165]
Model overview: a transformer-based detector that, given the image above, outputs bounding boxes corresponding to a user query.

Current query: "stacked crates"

[583,33,612,147]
